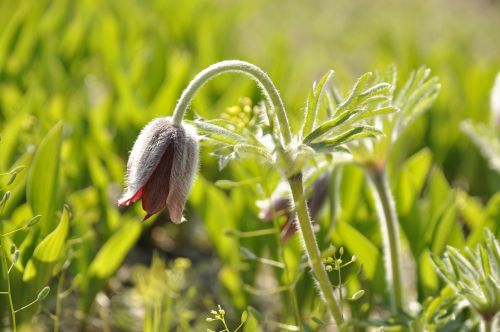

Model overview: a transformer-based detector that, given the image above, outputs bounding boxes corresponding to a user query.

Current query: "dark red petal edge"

[118,188,144,206]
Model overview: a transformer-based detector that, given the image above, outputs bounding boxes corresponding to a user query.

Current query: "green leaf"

[88,221,141,279]
[352,106,399,122]
[192,119,247,145]
[396,148,432,215]
[337,72,373,111]
[303,109,360,144]
[81,220,141,313]
[308,125,382,152]
[419,250,439,296]
[357,82,391,104]
[243,307,262,332]
[23,206,69,286]
[335,220,379,280]
[429,253,454,283]
[461,121,500,173]
[27,122,63,235]
[234,143,272,161]
[0,115,25,170]
[301,70,334,137]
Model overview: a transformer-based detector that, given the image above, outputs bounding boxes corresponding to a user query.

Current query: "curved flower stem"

[367,168,404,313]
[171,60,293,146]
[288,173,344,327]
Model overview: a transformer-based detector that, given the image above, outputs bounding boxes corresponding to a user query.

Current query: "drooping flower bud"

[119,117,199,223]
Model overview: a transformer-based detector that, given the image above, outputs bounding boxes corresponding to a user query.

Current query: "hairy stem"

[481,317,497,332]
[288,173,344,327]
[171,60,292,145]
[367,168,404,313]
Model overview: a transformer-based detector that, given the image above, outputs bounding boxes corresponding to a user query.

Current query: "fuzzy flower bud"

[118,117,199,223]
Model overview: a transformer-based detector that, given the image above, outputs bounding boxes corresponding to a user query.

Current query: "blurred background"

[0,0,499,330]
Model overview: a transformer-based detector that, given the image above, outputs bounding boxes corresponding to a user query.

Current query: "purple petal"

[166,124,199,224]
[142,143,175,218]
[122,118,176,199]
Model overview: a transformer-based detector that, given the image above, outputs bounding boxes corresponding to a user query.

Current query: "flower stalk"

[288,173,344,326]
[171,60,344,327]
[121,60,347,327]
[482,318,496,332]
[171,60,293,145]
[367,167,404,312]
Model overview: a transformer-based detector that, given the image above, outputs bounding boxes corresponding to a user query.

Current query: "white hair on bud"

[121,117,175,202]
[167,122,199,223]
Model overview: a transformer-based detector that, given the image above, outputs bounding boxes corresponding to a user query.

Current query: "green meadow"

[1,0,499,331]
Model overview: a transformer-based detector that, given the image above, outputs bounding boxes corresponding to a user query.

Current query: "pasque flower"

[118,117,199,223]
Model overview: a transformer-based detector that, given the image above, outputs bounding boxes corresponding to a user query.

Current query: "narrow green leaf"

[234,143,272,161]
[23,206,69,286]
[479,245,491,276]
[429,253,454,282]
[338,72,373,111]
[303,109,361,144]
[357,82,391,103]
[352,106,399,122]
[88,220,141,279]
[301,70,334,137]
[335,220,379,280]
[192,119,246,145]
[308,126,382,152]
[27,122,63,235]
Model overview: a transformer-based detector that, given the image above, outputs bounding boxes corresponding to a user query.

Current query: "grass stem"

[1,241,17,332]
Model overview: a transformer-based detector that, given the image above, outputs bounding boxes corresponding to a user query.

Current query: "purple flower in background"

[259,173,330,241]
[119,117,199,223]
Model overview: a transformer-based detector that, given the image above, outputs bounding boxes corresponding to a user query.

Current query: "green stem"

[288,173,344,327]
[1,242,17,332]
[338,267,343,314]
[14,298,38,313]
[54,266,66,332]
[171,60,292,145]
[270,201,302,331]
[367,168,404,313]
[1,226,27,237]
[233,228,277,238]
[481,317,496,332]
